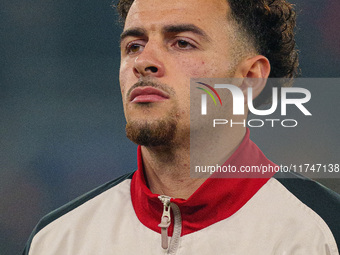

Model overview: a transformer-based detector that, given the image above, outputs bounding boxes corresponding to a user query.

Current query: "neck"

[141,126,247,199]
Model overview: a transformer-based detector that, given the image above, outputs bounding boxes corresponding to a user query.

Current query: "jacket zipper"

[158,195,182,254]
[158,195,171,249]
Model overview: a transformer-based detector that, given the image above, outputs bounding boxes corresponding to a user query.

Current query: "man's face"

[119,0,238,146]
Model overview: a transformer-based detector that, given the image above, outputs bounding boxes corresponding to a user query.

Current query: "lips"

[129,87,170,103]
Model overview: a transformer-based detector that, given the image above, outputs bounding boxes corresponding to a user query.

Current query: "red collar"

[130,129,276,236]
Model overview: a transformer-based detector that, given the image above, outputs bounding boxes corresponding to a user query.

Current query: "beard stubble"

[125,80,180,147]
[125,108,179,147]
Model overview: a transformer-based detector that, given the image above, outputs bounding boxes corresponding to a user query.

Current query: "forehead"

[124,0,230,32]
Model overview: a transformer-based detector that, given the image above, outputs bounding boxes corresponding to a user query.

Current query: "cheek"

[173,57,225,119]
[119,63,130,95]
[176,57,221,78]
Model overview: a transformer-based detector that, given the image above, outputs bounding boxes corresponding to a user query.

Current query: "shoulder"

[274,172,340,249]
[23,171,135,255]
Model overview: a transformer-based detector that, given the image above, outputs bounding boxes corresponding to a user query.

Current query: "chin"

[125,118,178,147]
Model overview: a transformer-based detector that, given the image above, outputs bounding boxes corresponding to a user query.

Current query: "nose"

[133,45,165,78]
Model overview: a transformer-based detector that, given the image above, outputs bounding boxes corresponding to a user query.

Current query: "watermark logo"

[195,79,312,128]
[196,82,222,115]
[190,78,340,179]
[198,83,312,116]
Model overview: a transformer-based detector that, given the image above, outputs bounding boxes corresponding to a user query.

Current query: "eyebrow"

[162,24,211,42]
[120,28,147,44]
[120,24,211,44]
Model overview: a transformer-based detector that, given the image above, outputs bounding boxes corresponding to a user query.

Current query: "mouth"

[129,86,170,103]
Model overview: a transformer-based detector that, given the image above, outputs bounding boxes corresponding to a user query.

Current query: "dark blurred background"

[0,0,339,254]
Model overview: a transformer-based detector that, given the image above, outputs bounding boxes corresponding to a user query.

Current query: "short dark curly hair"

[115,0,299,107]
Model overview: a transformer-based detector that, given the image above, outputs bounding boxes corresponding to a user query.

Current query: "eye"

[126,42,145,54]
[174,39,196,50]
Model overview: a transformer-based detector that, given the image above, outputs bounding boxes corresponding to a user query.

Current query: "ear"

[236,55,271,100]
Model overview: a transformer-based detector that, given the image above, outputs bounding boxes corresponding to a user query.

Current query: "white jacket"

[24,130,340,254]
